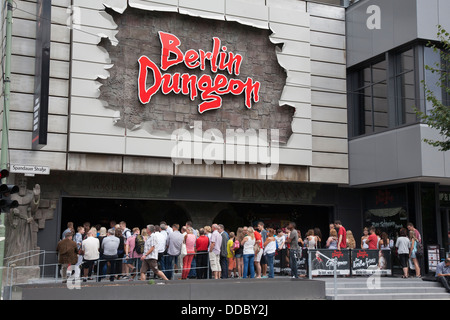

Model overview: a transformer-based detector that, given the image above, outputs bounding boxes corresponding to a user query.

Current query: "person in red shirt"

[195,228,210,279]
[254,229,263,278]
[367,226,378,250]
[335,220,347,250]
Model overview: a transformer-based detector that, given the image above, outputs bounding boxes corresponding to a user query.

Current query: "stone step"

[326,286,447,295]
[321,277,450,300]
[324,280,442,288]
[327,292,450,300]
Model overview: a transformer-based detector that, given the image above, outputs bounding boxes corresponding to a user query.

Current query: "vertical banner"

[32,0,51,149]
[427,245,440,272]
[351,249,392,275]
[310,249,351,276]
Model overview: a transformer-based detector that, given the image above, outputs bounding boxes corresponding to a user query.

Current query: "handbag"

[254,243,260,254]
[181,242,187,256]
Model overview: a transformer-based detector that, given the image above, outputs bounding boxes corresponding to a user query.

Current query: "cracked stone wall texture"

[99,8,294,143]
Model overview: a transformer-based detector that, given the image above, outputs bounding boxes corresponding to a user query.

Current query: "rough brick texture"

[100,8,293,143]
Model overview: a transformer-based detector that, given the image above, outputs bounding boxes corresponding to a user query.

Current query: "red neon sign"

[138,31,261,114]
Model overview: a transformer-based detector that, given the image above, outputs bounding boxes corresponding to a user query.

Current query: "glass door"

[441,208,450,253]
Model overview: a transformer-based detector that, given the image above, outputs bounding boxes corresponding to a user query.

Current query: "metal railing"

[1,250,214,299]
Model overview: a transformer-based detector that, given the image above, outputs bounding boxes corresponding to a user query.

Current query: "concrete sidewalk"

[8,277,326,300]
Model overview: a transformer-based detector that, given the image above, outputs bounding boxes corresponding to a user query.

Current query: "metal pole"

[0,0,13,297]
[207,252,210,279]
[308,250,312,280]
[42,251,46,279]
[333,261,337,297]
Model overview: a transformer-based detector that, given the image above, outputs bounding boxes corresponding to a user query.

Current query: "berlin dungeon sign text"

[138,31,261,113]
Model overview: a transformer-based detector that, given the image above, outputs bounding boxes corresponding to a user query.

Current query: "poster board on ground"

[351,249,392,275]
[309,249,351,276]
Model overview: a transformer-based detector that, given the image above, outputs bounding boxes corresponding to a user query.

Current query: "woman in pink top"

[182,227,196,279]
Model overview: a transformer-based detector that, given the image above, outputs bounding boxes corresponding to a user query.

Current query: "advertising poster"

[309,249,351,276]
[351,249,392,275]
[427,245,440,272]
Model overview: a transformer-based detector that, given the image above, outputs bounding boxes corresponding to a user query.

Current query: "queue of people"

[57,219,440,287]
[57,219,313,282]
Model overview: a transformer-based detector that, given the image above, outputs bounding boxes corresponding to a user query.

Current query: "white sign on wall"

[10,164,50,176]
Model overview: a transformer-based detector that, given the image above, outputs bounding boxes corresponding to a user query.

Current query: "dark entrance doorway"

[440,208,450,253]
[213,203,333,248]
[61,198,333,247]
[61,197,191,237]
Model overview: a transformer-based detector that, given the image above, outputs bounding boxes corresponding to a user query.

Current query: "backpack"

[134,235,145,255]
[122,228,132,240]
[416,241,424,256]
[232,239,240,251]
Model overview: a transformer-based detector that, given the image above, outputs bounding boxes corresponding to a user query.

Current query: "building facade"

[346,0,450,259]
[0,0,448,272]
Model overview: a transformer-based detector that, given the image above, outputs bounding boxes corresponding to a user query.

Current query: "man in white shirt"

[159,223,170,276]
[154,225,166,276]
[209,224,222,279]
[166,224,183,280]
[120,221,132,240]
[140,224,168,281]
[81,230,100,281]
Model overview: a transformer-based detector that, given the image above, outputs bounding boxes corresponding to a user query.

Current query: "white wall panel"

[310,31,345,50]
[310,46,345,65]
[9,92,68,116]
[9,131,68,152]
[129,0,179,12]
[311,91,346,109]
[71,97,117,117]
[179,0,225,21]
[71,78,102,98]
[10,150,67,171]
[70,115,125,136]
[311,61,346,79]
[269,6,308,27]
[311,106,347,124]
[312,121,347,139]
[225,0,269,29]
[310,16,345,35]
[307,2,345,21]
[69,133,126,155]
[72,43,111,63]
[72,60,112,80]
[312,136,348,154]
[312,152,348,169]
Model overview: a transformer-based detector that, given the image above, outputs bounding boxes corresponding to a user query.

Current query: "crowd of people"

[56,219,450,293]
[56,219,356,282]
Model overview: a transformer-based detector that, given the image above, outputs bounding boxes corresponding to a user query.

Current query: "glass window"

[395,49,417,125]
[372,60,388,132]
[349,47,421,138]
[441,51,450,106]
[349,59,388,136]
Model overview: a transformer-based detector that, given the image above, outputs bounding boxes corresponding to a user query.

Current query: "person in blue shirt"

[435,258,450,293]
